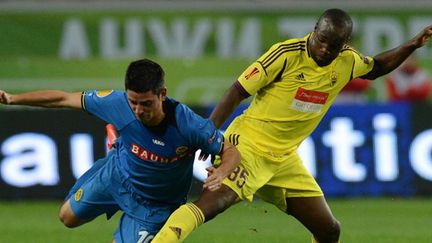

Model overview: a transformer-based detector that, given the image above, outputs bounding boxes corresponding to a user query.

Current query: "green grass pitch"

[0,198,431,242]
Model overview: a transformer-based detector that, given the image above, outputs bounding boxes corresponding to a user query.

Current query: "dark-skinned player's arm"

[197,83,247,161]
[203,139,240,192]
[210,82,248,129]
[0,90,82,109]
[362,25,432,80]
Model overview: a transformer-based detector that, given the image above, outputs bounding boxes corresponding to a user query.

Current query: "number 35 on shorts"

[227,165,249,189]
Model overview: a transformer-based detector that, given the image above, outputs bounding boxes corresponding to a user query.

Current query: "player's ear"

[160,87,167,100]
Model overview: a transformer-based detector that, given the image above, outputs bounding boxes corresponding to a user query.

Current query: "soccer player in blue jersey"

[0,58,241,242]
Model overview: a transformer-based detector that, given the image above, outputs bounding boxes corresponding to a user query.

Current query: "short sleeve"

[83,90,135,129]
[351,50,375,79]
[176,104,224,155]
[238,42,287,95]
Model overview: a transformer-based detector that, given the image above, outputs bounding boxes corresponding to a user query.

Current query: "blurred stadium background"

[1,0,432,242]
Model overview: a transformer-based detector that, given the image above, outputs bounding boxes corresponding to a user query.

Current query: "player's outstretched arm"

[210,83,247,129]
[363,25,432,80]
[203,140,240,191]
[0,90,82,109]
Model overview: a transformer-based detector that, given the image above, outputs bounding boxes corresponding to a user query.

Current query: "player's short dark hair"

[125,59,165,94]
[318,8,353,39]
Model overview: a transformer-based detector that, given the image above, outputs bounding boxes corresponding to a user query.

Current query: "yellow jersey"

[230,33,374,156]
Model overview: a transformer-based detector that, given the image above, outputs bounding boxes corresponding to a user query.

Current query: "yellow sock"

[152,203,205,243]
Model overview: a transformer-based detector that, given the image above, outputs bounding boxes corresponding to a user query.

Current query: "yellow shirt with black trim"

[231,33,374,156]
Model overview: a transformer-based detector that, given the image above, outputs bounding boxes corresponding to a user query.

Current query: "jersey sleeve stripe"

[81,91,86,111]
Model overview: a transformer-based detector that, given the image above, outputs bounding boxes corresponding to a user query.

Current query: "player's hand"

[203,166,224,191]
[0,90,11,104]
[412,25,432,48]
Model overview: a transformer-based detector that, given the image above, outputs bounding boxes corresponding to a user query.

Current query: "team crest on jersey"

[96,90,114,98]
[75,188,83,201]
[291,87,329,113]
[330,71,338,86]
[176,146,189,155]
[243,65,261,82]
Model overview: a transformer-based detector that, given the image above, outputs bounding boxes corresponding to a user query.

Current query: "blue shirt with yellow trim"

[82,90,223,205]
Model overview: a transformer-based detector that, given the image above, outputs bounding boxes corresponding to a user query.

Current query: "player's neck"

[144,112,165,127]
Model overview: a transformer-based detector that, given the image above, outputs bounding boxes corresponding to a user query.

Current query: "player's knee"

[316,219,341,243]
[329,219,341,240]
[58,202,79,228]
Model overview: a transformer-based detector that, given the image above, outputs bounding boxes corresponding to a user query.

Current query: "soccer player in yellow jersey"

[153,8,432,243]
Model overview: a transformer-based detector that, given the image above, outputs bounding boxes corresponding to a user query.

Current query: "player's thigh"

[69,160,120,220]
[257,152,323,210]
[218,144,276,202]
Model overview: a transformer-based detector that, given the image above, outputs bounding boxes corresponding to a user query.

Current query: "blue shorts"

[69,153,179,242]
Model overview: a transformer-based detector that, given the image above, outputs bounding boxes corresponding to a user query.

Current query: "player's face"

[127,89,166,126]
[309,22,348,67]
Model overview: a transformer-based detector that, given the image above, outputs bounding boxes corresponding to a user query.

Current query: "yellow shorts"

[215,137,323,212]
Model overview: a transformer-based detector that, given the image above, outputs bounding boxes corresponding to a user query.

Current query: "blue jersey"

[81,90,223,205]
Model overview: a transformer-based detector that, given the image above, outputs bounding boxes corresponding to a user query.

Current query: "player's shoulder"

[170,98,197,123]
[85,89,125,99]
[171,98,210,131]
[270,36,307,53]
[339,44,374,66]
[263,35,308,62]
[340,44,363,58]
[258,35,308,71]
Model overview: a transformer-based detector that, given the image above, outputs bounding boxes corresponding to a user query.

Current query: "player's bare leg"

[58,199,93,228]
[60,124,118,228]
[194,184,238,221]
[285,196,340,243]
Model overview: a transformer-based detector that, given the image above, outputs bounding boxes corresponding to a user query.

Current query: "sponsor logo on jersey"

[244,65,261,82]
[96,90,114,98]
[131,144,192,163]
[74,188,83,201]
[291,87,329,113]
[152,139,165,146]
